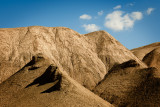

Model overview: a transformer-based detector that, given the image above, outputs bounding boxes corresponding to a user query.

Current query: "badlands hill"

[131,42,160,60]
[132,42,160,69]
[0,26,160,107]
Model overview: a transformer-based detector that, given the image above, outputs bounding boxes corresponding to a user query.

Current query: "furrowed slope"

[93,60,160,107]
[0,26,106,90]
[142,47,160,69]
[131,42,160,60]
[84,31,146,71]
[0,26,159,107]
[0,26,146,90]
[0,54,113,107]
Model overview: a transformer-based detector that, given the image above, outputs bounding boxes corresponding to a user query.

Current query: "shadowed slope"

[0,54,113,107]
[85,31,146,71]
[143,47,160,70]
[131,42,160,60]
[0,26,146,91]
[93,60,160,107]
[1,26,159,107]
[0,26,106,90]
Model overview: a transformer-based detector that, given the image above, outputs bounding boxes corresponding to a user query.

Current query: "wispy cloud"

[98,10,103,16]
[113,5,121,9]
[146,8,154,15]
[104,11,143,31]
[127,3,134,6]
[130,12,143,20]
[80,14,92,20]
[83,24,100,32]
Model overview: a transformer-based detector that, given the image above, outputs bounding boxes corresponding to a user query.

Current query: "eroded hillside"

[0,26,159,107]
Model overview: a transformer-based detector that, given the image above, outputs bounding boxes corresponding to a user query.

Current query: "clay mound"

[93,60,160,107]
[143,47,160,69]
[84,31,146,70]
[0,54,113,107]
[0,26,107,90]
[131,42,160,60]
[0,26,145,91]
[1,26,159,107]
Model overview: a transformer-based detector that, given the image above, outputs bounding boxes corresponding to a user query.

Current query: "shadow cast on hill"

[25,64,62,93]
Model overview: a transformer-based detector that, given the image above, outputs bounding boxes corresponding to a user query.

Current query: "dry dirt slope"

[92,43,160,106]
[131,42,160,60]
[131,42,160,69]
[0,26,144,90]
[0,26,159,107]
[0,54,112,107]
[93,60,160,106]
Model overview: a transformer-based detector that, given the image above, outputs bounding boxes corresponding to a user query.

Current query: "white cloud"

[104,11,143,31]
[146,8,154,15]
[98,10,103,16]
[130,12,143,20]
[113,5,121,9]
[83,24,100,32]
[127,3,134,6]
[128,3,134,6]
[80,14,92,20]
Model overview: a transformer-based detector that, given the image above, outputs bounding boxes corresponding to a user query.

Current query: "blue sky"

[0,0,160,49]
